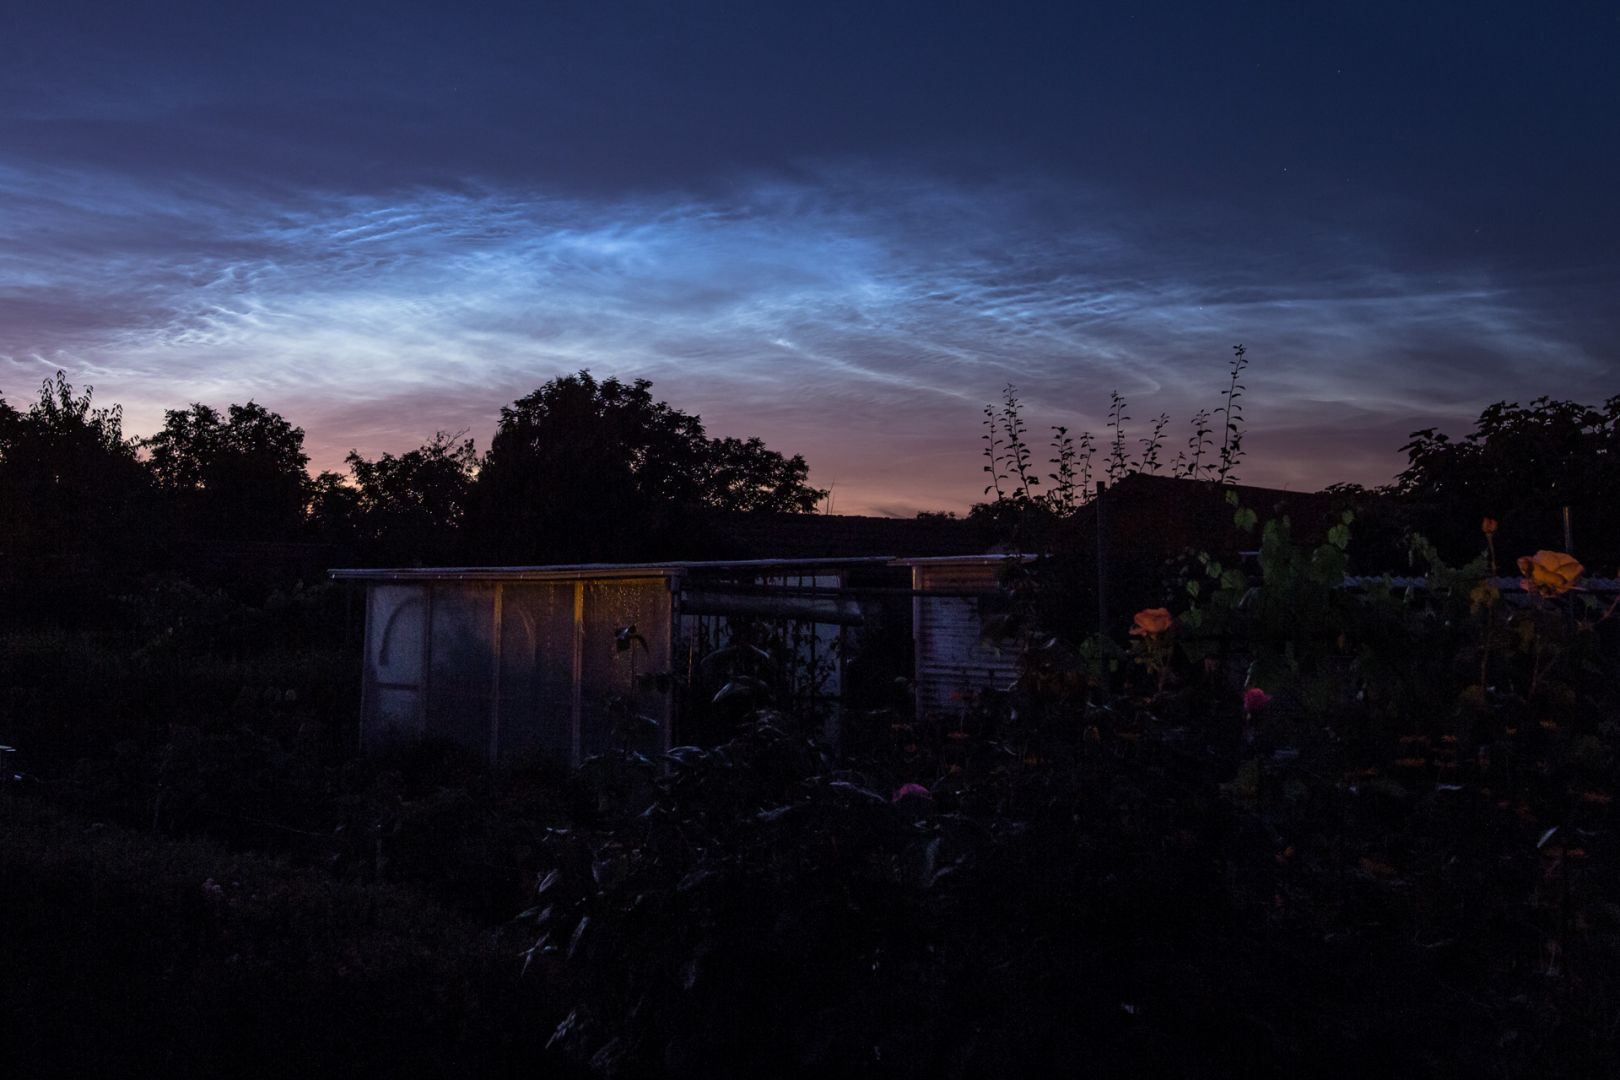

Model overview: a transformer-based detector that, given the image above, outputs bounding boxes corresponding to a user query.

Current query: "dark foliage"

[1395,395,1620,571]
[5,499,1620,1076]
[0,795,574,1080]
[473,371,824,563]
[0,373,153,565]
[145,400,312,542]
[0,374,157,622]
[1,370,825,612]
[344,431,479,564]
[7,365,1620,1077]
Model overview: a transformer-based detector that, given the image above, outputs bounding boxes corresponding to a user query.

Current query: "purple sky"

[2,2,1616,514]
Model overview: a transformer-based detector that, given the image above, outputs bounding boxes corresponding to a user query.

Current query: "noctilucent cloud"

[3,2,1616,514]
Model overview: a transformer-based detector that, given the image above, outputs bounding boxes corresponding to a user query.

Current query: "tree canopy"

[1395,395,1620,570]
[0,372,152,578]
[474,372,824,562]
[2,369,828,582]
[702,435,823,514]
[144,401,311,541]
[344,431,479,565]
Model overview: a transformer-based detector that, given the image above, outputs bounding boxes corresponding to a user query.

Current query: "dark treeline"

[6,363,1619,630]
[1388,395,1620,574]
[0,370,823,624]
[969,379,1620,579]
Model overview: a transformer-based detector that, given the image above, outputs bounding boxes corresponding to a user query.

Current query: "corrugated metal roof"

[329,555,894,583]
[889,553,1030,567]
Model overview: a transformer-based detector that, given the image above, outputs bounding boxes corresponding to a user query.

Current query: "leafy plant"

[1215,343,1248,484]
[1177,407,1214,480]
[981,401,1007,501]
[1046,424,1080,513]
[1138,411,1170,475]
[1105,389,1131,485]
[1000,384,1040,500]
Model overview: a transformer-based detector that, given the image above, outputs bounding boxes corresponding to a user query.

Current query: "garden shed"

[331,558,883,765]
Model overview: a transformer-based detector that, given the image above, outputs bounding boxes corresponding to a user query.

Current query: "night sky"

[3,1,1616,514]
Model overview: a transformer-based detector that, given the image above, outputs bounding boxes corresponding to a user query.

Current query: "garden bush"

[4,495,1618,1077]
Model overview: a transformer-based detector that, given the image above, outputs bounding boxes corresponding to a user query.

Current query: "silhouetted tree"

[701,435,822,514]
[345,431,478,564]
[305,470,363,549]
[145,401,310,541]
[1395,395,1620,570]
[0,373,154,612]
[473,372,824,563]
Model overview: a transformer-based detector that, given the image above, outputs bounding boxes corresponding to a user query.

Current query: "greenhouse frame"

[330,558,884,765]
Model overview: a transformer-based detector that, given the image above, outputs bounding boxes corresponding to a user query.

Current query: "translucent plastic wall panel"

[363,584,429,745]
[370,687,422,731]
[497,583,577,763]
[425,583,497,754]
[580,580,672,757]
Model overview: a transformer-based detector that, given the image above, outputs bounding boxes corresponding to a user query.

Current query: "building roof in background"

[700,511,997,561]
[1081,474,1339,555]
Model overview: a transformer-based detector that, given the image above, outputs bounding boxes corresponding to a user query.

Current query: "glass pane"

[580,580,671,757]
[363,584,428,746]
[497,583,577,763]
[367,585,428,685]
[369,687,422,737]
[425,584,497,753]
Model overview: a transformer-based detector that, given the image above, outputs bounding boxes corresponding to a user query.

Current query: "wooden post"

[356,586,370,755]
[419,585,435,737]
[489,583,504,765]
[1095,481,1109,637]
[911,565,924,722]
[570,581,585,767]
[665,574,679,753]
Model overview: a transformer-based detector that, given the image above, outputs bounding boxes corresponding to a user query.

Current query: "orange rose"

[1481,517,1498,535]
[1129,607,1173,637]
[1517,550,1584,596]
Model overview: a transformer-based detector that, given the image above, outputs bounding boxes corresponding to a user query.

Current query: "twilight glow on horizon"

[2,2,1616,516]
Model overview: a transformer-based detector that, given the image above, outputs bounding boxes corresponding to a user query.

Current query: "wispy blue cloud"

[1,158,1613,513]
